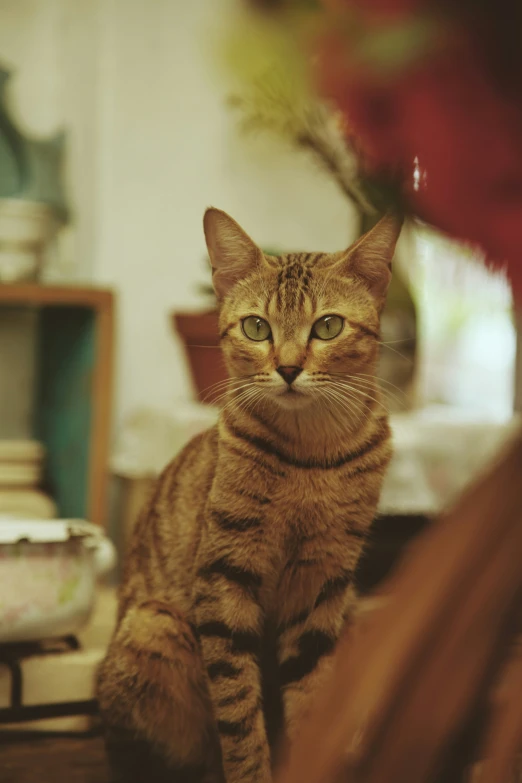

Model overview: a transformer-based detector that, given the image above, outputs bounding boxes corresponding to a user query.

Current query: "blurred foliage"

[221,12,387,222]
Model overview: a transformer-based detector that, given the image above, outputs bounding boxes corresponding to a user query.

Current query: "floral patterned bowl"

[0,519,116,643]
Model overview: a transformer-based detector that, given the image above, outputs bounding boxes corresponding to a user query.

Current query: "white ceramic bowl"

[0,199,59,282]
[0,519,116,643]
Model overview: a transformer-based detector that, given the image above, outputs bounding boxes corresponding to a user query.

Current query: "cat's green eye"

[312,315,344,341]
[242,316,272,342]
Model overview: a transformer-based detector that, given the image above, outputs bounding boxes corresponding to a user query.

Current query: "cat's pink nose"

[276,366,303,385]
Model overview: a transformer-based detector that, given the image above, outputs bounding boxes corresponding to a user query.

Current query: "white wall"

[0,0,356,432]
[0,0,100,281]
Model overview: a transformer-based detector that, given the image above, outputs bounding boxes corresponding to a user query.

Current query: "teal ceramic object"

[0,68,26,198]
[0,65,68,220]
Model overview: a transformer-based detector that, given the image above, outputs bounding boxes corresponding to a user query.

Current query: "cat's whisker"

[322,395,359,430]
[209,383,251,406]
[337,387,389,417]
[353,384,405,411]
[328,371,405,406]
[199,377,240,397]
[328,380,389,415]
[225,383,260,404]
[340,375,405,409]
[350,372,410,397]
[329,371,408,396]
[379,338,416,345]
[202,378,239,393]
[338,396,371,428]
[210,381,259,409]
[199,372,263,397]
[320,385,364,425]
[315,386,341,419]
[243,389,265,418]
[313,377,361,413]
[332,373,409,410]
[348,373,407,402]
[211,391,238,409]
[322,389,369,434]
[234,389,265,419]
[207,373,265,399]
[220,393,247,417]
[377,342,414,364]
[353,384,406,411]
[199,377,246,404]
[316,387,340,421]
[222,385,262,415]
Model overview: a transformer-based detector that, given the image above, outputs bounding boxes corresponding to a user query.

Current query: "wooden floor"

[0,729,111,783]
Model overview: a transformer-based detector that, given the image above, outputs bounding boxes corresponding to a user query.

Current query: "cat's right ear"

[203,208,264,300]
[336,212,403,310]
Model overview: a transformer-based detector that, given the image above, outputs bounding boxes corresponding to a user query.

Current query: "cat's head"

[203,208,401,410]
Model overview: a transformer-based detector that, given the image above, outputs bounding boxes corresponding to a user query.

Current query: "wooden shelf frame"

[0,285,114,527]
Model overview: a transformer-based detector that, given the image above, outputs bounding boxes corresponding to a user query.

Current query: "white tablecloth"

[379,408,519,515]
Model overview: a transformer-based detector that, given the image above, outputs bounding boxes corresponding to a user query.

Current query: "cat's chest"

[270,473,332,524]
[211,439,382,555]
[260,469,369,615]
[264,467,359,555]
[266,464,379,566]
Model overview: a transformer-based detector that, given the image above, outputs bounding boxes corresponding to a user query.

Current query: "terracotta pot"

[172,310,228,404]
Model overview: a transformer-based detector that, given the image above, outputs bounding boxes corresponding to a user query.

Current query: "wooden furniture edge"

[88,294,114,527]
[0,284,113,309]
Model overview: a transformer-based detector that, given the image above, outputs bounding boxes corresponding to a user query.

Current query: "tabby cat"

[96,208,401,783]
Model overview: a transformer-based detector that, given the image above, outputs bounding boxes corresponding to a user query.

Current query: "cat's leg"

[193,557,272,783]
[277,579,358,742]
[96,599,222,783]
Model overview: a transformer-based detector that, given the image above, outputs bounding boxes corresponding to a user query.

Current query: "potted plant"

[172,273,225,405]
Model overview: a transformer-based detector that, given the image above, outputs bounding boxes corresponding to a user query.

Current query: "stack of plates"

[0,440,57,519]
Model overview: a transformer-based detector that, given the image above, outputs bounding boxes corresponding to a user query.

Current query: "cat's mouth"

[278,384,302,397]
[273,384,313,408]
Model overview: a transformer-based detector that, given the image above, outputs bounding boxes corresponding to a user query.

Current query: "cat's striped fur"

[96,209,401,783]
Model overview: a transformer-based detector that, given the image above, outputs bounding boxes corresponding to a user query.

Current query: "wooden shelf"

[0,284,115,527]
[0,284,112,309]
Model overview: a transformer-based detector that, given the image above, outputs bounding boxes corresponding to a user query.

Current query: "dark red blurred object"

[172,311,227,405]
[316,0,522,297]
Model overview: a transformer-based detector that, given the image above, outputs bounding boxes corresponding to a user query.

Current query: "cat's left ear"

[203,207,264,300]
[337,213,403,307]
